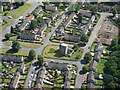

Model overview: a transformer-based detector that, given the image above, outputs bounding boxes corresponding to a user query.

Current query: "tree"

[103,74,114,84]
[5,33,10,40]
[43,1,50,5]
[37,17,44,23]
[28,49,36,60]
[110,38,118,47]
[54,70,58,79]
[78,14,83,23]
[21,18,25,23]
[112,9,117,17]
[118,36,120,45]
[105,82,115,89]
[104,60,117,75]
[90,5,98,14]
[73,44,78,49]
[3,6,8,11]
[11,41,20,52]
[84,52,92,63]
[37,55,44,66]
[30,20,37,30]
[82,65,89,73]
[81,34,89,42]
[10,26,14,33]
[32,11,37,18]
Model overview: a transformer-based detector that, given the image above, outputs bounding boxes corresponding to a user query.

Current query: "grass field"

[9,3,32,18]
[4,41,40,48]
[96,59,107,73]
[0,49,29,56]
[0,19,14,32]
[43,45,83,61]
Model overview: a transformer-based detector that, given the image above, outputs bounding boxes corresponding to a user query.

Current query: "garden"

[42,65,77,88]
[43,45,83,61]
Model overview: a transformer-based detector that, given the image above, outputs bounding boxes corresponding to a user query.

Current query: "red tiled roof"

[45,5,57,9]
[27,14,34,21]
[79,10,91,15]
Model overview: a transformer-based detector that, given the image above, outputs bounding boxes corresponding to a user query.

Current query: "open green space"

[0,49,29,56]
[4,41,40,48]
[43,45,83,61]
[97,80,103,85]
[96,59,107,73]
[9,3,32,18]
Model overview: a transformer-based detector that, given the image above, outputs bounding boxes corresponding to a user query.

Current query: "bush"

[82,65,89,73]
[5,33,10,40]
[48,48,56,53]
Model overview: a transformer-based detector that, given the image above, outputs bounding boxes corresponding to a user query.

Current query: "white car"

[28,81,31,87]
[8,16,12,19]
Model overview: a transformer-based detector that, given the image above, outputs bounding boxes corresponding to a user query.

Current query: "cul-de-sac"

[0,0,120,89]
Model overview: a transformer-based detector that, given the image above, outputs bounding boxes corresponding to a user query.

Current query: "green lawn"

[4,41,40,48]
[9,3,32,18]
[97,80,103,85]
[43,45,83,61]
[96,59,107,73]
[0,49,29,56]
[0,19,14,32]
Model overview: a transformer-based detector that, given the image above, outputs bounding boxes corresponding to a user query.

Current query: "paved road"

[75,12,113,88]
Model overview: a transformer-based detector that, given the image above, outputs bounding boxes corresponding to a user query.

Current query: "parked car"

[41,42,44,45]
[8,16,12,19]
[28,81,31,87]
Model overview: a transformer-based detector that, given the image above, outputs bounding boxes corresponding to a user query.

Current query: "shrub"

[48,48,56,53]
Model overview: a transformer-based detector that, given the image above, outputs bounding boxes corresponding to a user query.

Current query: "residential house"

[17,21,29,32]
[90,15,95,24]
[0,1,3,13]
[47,62,69,71]
[94,73,103,80]
[26,14,35,23]
[37,23,47,36]
[50,11,59,20]
[63,12,76,28]
[2,54,23,63]
[115,14,120,22]
[19,32,40,40]
[34,7,42,15]
[18,62,25,74]
[8,3,14,10]
[59,42,68,55]
[35,66,46,88]
[81,25,89,35]
[81,15,95,35]
[95,42,103,51]
[46,18,51,27]
[87,71,95,83]
[93,51,101,62]
[64,70,71,88]
[98,5,111,11]
[89,60,97,72]
[64,35,81,42]
[78,9,91,17]
[45,5,57,11]
[57,26,65,35]
[95,42,106,53]
[87,83,94,90]
[9,71,20,88]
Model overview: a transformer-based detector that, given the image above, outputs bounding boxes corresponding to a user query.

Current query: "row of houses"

[87,43,104,89]
[19,7,59,41]
[81,15,95,35]
[2,54,24,63]
[10,62,25,88]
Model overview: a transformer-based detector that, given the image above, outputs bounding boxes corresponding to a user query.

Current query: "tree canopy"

[11,41,20,52]
[37,55,44,66]
[28,49,36,60]
[84,52,92,63]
